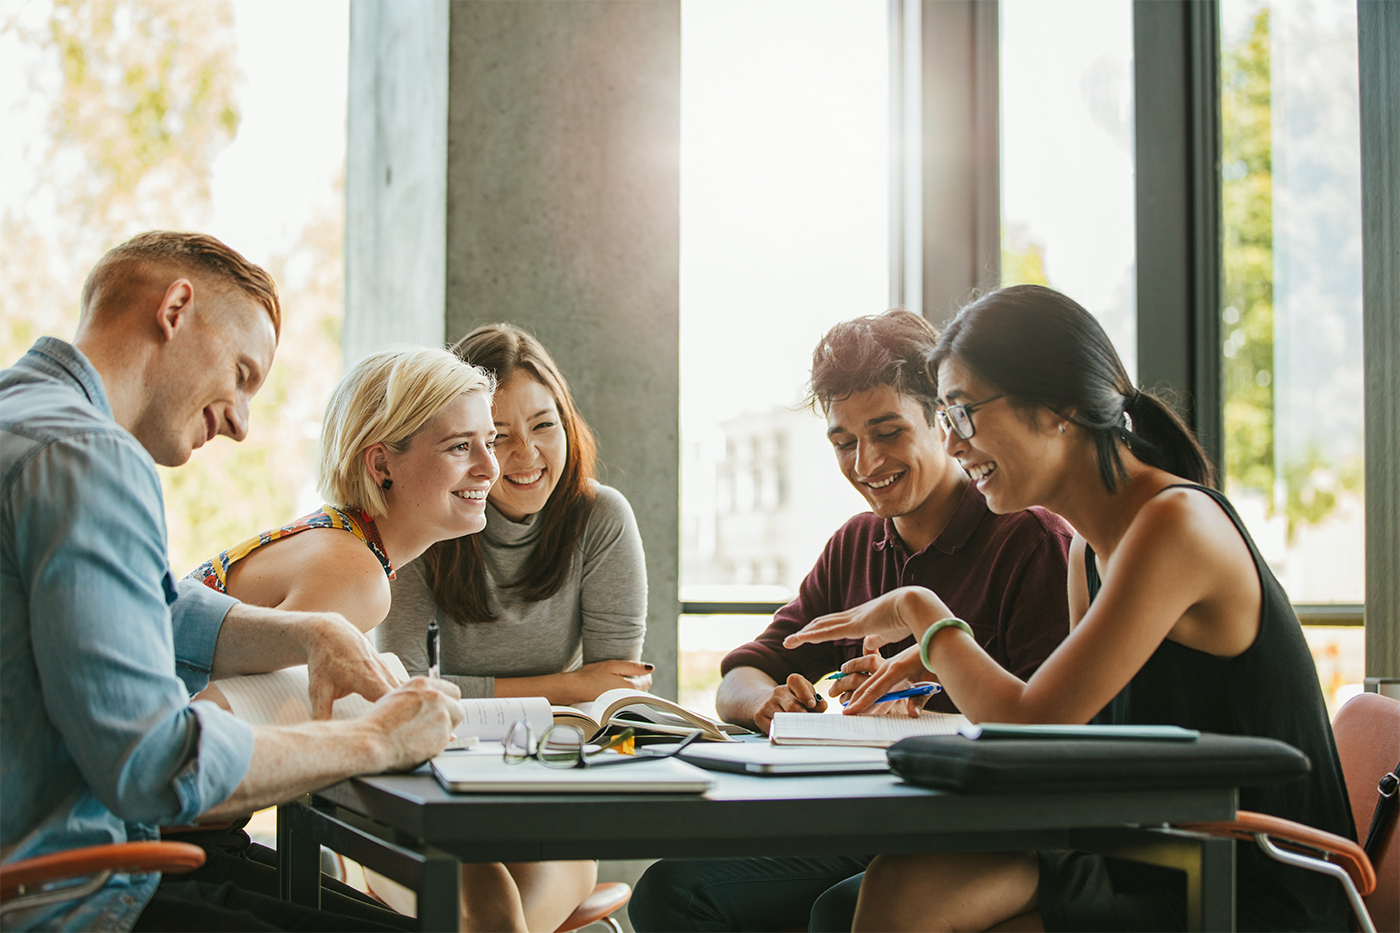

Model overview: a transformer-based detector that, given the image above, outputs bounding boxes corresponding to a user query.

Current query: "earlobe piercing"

[380,478,393,491]
[1058,423,1066,435]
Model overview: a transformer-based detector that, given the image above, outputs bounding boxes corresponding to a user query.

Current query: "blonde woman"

[190,346,498,630]
[379,323,650,703]
[192,347,594,932]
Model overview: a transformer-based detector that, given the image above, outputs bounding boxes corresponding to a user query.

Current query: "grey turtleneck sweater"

[374,483,647,697]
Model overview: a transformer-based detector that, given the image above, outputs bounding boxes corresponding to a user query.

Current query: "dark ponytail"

[930,285,1216,492]
[1121,388,1216,490]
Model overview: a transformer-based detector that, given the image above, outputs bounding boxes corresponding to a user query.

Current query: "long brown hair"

[422,323,599,623]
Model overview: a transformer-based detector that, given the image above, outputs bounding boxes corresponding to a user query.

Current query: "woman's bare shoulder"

[230,527,392,630]
[1131,484,1241,548]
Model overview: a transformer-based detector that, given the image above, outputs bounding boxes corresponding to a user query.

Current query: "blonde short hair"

[317,346,494,516]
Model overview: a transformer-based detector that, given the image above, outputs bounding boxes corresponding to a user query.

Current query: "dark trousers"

[135,827,415,932]
[629,855,870,933]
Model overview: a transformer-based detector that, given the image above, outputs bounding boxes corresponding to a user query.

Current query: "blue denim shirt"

[1,338,255,931]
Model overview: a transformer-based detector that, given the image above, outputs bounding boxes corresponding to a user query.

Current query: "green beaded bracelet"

[918,617,973,672]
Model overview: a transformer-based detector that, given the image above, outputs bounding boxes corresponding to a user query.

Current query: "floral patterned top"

[187,505,394,594]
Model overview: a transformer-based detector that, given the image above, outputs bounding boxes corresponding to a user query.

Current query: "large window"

[1219,0,1365,709]
[0,0,349,574]
[1,0,349,855]
[677,0,888,713]
[999,0,1136,378]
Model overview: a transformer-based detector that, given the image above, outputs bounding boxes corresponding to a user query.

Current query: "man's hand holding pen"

[747,674,828,734]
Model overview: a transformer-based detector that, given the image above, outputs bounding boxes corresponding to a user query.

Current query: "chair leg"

[0,871,112,917]
[602,917,623,933]
[1254,834,1376,933]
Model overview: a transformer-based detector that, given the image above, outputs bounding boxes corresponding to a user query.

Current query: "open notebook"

[212,655,556,749]
[213,653,412,724]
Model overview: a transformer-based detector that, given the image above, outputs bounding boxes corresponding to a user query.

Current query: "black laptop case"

[886,732,1311,795]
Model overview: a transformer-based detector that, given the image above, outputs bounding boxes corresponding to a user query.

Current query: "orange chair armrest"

[0,841,206,901]
[1181,810,1374,895]
[555,882,632,933]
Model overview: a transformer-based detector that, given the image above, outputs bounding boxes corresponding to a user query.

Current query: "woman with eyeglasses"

[785,285,1353,932]
[375,323,650,932]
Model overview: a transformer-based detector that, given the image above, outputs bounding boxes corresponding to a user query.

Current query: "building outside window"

[677,0,886,714]
[679,0,1368,717]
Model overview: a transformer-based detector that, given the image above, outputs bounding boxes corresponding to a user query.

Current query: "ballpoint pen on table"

[426,616,440,680]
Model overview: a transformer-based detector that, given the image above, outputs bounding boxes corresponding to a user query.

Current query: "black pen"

[426,616,440,680]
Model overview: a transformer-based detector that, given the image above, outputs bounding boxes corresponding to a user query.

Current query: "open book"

[770,710,969,747]
[554,689,744,743]
[211,660,742,746]
[211,654,558,748]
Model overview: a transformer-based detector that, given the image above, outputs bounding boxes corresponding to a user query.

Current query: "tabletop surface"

[308,763,1238,862]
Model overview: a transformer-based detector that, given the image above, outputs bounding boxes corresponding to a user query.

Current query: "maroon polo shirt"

[721,482,1073,713]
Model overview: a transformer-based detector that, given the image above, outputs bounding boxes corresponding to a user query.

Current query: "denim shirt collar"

[22,336,114,420]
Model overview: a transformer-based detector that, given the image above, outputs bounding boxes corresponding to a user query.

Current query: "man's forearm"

[202,678,461,819]
[715,667,779,729]
[200,719,385,819]
[208,603,322,678]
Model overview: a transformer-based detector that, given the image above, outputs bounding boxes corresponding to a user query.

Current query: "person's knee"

[631,859,711,933]
[809,872,863,933]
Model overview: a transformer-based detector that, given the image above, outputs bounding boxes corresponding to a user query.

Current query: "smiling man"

[630,309,1074,933]
[1,232,463,932]
[715,309,1073,733]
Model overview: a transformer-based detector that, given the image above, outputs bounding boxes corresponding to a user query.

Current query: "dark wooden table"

[279,766,1238,931]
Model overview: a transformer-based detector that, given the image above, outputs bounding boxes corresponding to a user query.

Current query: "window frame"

[681,0,1388,679]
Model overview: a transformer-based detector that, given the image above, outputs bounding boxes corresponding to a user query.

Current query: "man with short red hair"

[1,232,462,931]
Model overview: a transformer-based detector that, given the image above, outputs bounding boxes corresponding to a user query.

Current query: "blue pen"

[842,682,942,706]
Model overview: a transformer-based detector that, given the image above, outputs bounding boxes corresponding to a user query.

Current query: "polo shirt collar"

[878,480,989,557]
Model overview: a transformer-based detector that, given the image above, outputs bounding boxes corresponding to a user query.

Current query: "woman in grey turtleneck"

[376,323,650,701]
[374,323,649,932]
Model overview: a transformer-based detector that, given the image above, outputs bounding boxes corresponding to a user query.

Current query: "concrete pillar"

[345,0,450,354]
[346,0,681,699]
[919,0,999,324]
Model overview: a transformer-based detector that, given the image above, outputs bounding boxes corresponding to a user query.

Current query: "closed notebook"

[769,711,968,747]
[430,749,715,794]
[678,742,889,775]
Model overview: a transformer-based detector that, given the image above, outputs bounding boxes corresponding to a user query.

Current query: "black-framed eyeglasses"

[501,721,703,769]
[936,394,1006,440]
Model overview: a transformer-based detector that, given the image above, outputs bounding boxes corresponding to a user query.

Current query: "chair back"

[1332,692,1400,933]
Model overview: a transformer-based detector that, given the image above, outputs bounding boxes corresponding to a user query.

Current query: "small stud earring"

[380,478,393,491]
[1058,423,1066,435]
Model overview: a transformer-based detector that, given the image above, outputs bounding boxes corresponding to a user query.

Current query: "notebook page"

[456,696,553,742]
[216,653,410,726]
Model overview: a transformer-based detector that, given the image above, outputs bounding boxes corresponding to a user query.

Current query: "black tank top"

[1085,484,1354,930]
